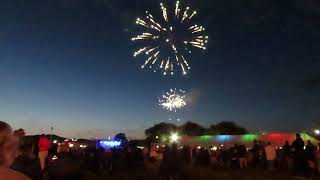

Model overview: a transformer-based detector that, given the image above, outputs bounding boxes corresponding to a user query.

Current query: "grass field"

[81,166,320,180]
[45,157,320,180]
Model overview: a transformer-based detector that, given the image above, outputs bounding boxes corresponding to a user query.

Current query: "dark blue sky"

[1,0,320,138]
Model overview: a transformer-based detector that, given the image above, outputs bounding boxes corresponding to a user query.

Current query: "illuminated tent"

[152,133,319,149]
[178,133,319,148]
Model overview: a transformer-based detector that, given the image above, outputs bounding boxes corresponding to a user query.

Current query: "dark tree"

[13,128,26,137]
[179,122,206,136]
[114,133,128,142]
[114,133,128,148]
[145,122,177,137]
[209,121,248,135]
[145,122,177,142]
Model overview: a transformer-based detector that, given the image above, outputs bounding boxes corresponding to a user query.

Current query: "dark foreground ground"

[58,166,319,180]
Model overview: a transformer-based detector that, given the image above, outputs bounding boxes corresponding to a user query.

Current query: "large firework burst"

[132,1,208,75]
[159,89,187,111]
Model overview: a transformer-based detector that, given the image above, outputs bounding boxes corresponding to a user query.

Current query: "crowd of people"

[0,121,146,179]
[112,135,320,179]
[1,120,320,180]
[149,134,320,179]
[0,121,54,180]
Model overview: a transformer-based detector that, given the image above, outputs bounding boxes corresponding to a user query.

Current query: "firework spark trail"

[132,1,208,75]
[159,89,187,112]
[175,1,179,18]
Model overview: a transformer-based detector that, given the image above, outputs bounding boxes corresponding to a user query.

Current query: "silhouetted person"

[238,145,247,168]
[167,144,181,179]
[316,143,320,173]
[11,141,41,180]
[305,140,317,170]
[230,144,239,168]
[159,146,170,179]
[199,148,210,166]
[291,133,305,174]
[48,156,83,180]
[283,141,291,156]
[252,140,260,166]
[160,144,181,180]
[182,146,191,164]
[218,149,230,167]
[282,140,291,168]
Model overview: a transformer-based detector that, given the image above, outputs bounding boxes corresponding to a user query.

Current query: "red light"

[268,133,282,138]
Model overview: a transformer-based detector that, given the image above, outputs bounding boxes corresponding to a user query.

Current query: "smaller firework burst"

[159,89,187,111]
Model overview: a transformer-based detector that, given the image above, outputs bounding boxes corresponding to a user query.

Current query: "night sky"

[1,0,320,139]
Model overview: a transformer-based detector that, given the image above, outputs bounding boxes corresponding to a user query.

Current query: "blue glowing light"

[216,135,231,142]
[98,140,121,149]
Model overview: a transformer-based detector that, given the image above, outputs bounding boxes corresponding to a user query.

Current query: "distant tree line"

[145,121,248,143]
